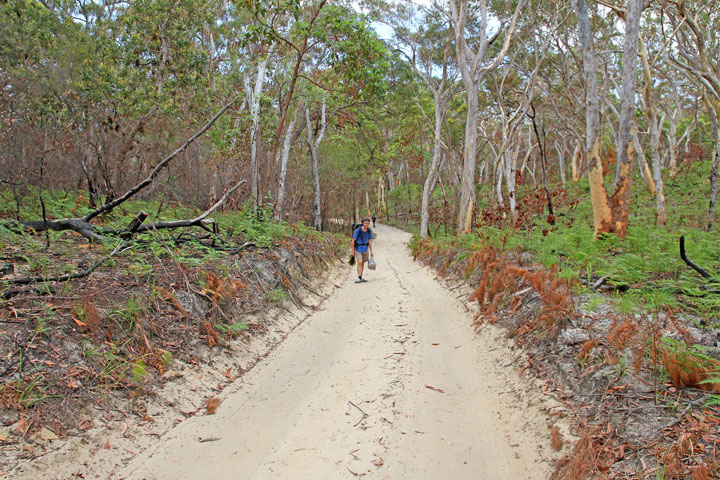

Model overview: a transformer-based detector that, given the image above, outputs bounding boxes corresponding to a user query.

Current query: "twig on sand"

[425,385,445,393]
[348,400,368,427]
[347,467,365,477]
[384,352,405,359]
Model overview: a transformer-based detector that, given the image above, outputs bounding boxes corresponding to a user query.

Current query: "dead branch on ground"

[679,235,715,281]
[2,180,247,286]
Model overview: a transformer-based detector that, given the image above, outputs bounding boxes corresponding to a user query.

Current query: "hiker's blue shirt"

[353,227,372,252]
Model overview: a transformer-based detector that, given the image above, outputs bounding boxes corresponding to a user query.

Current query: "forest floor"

[4,225,567,479]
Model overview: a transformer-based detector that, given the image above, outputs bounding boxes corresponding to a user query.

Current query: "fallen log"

[126,179,246,235]
[1,180,247,286]
[3,255,112,287]
[6,218,102,241]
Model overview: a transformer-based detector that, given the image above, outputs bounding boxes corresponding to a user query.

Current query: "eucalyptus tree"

[305,103,327,230]
[574,0,645,238]
[447,0,528,234]
[387,1,460,238]
[599,0,671,227]
[660,0,720,230]
[637,15,668,226]
[242,1,388,223]
[275,107,307,220]
[605,79,655,194]
[486,4,556,223]
[244,39,275,211]
[236,0,317,210]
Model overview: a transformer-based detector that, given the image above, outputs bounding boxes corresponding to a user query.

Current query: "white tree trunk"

[665,66,683,176]
[244,45,274,210]
[574,0,613,235]
[650,114,667,226]
[275,117,297,220]
[571,141,581,181]
[420,93,448,238]
[504,146,518,220]
[556,144,567,186]
[631,129,654,193]
[450,0,527,233]
[387,169,396,191]
[306,104,327,231]
[275,111,306,220]
[611,0,644,236]
[495,155,505,209]
[706,103,720,231]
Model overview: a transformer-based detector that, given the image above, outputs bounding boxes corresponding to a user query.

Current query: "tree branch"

[82,96,240,223]
[121,179,247,234]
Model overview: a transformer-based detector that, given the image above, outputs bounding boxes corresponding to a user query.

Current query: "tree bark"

[420,90,448,238]
[306,104,327,231]
[556,144,567,187]
[706,102,720,231]
[571,142,580,181]
[574,0,614,236]
[504,143,518,222]
[631,128,655,193]
[275,110,306,220]
[639,36,666,225]
[608,0,643,238]
[244,45,274,210]
[667,69,681,177]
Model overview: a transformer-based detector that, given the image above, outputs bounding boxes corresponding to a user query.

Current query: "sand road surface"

[112,224,559,479]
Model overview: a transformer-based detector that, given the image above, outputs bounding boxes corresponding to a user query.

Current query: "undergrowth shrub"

[551,423,615,480]
[449,245,576,337]
[660,338,720,393]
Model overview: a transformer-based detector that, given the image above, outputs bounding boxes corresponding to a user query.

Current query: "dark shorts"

[355,250,369,263]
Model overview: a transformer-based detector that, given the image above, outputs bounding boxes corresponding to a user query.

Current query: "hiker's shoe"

[355,278,363,283]
[361,278,368,283]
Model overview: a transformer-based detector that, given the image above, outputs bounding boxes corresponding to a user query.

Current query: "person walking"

[371,214,377,227]
[351,218,373,283]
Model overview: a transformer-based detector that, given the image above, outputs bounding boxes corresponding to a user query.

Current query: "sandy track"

[118,225,560,479]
